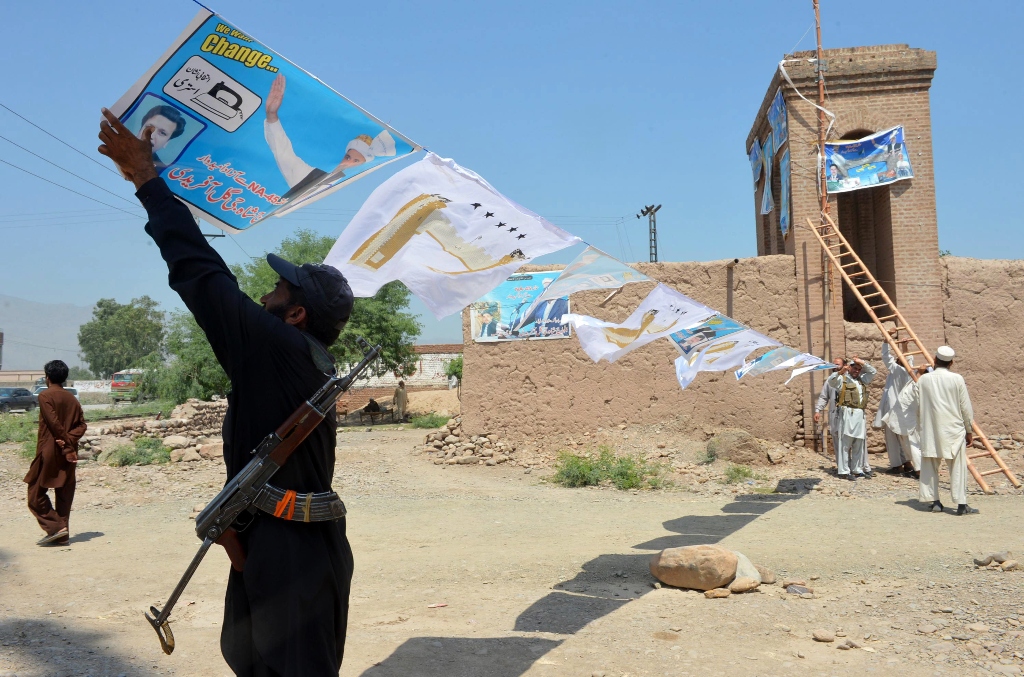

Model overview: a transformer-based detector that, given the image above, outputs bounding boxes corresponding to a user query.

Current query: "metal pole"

[649,210,658,262]
[814,0,832,363]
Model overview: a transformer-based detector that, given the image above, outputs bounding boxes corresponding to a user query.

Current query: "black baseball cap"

[267,254,354,330]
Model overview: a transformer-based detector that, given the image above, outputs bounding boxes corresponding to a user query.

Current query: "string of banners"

[113,9,832,391]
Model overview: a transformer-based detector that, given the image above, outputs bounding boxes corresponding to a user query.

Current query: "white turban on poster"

[673,329,782,390]
[562,284,715,363]
[323,153,580,318]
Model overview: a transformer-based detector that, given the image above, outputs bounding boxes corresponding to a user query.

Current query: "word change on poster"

[470,273,571,342]
[111,9,419,232]
[825,126,913,194]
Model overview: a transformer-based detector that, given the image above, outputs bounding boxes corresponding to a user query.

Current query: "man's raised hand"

[266,74,285,123]
[98,108,159,189]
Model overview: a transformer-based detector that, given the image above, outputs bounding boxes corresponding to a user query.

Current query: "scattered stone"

[703,588,731,599]
[170,448,186,463]
[780,579,806,588]
[767,448,788,464]
[812,629,835,643]
[199,441,223,459]
[992,551,1012,563]
[755,565,776,584]
[181,448,202,462]
[649,545,738,591]
[1001,560,1018,571]
[162,435,189,449]
[967,623,989,633]
[728,577,759,593]
[918,624,938,634]
[705,429,767,466]
[733,551,761,584]
[786,585,813,595]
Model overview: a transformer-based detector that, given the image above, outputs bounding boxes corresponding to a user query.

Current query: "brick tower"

[747,44,944,442]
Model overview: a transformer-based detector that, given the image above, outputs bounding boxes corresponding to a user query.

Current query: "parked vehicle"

[33,386,80,402]
[111,369,144,401]
[0,387,37,413]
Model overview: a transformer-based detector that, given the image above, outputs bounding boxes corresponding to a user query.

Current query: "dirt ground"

[1,424,1023,677]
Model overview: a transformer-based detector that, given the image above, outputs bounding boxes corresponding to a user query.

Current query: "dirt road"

[1,428,1022,676]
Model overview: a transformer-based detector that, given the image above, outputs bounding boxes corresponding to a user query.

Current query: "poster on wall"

[110,9,420,232]
[748,140,763,188]
[767,89,788,152]
[779,147,791,238]
[759,132,774,214]
[825,126,914,194]
[470,273,571,342]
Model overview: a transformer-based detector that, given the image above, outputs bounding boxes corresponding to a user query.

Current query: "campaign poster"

[111,10,420,232]
[470,273,571,342]
[825,126,913,194]
[760,132,774,215]
[668,314,747,357]
[748,140,763,189]
[779,147,791,238]
[767,88,788,152]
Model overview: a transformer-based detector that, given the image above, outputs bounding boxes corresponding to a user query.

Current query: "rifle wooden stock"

[269,405,325,466]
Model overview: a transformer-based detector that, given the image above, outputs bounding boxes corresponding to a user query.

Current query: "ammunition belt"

[253,484,346,522]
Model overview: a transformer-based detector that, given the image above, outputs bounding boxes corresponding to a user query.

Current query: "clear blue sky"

[1,0,1020,347]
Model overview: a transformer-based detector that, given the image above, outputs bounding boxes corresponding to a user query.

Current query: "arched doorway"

[834,129,897,323]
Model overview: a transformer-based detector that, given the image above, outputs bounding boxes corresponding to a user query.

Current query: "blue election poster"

[825,126,913,194]
[767,88,788,152]
[471,273,571,342]
[111,10,420,232]
[779,147,791,238]
[669,314,747,357]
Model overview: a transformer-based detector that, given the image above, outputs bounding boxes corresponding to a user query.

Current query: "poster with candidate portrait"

[825,126,913,194]
[111,9,420,232]
[470,273,571,342]
[668,314,747,357]
[759,132,774,215]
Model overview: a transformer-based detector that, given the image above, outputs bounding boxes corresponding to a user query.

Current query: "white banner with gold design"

[323,153,580,318]
[562,284,715,363]
[673,329,781,390]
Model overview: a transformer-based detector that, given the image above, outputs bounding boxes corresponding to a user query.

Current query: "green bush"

[0,412,38,444]
[551,446,669,490]
[410,413,450,429]
[104,437,171,466]
[444,356,463,381]
[723,464,766,484]
[20,440,37,460]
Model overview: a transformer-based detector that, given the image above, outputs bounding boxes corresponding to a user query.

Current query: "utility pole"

[636,204,662,262]
[814,0,832,363]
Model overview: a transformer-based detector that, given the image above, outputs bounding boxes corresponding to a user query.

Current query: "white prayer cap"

[936,345,955,361]
[345,130,397,163]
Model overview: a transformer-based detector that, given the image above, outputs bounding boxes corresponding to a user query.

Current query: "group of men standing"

[814,333,979,515]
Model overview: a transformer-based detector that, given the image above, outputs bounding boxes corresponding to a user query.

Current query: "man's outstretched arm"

[98,108,268,373]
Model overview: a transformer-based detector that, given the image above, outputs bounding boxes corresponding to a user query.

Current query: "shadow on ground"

[68,530,104,544]
[361,478,818,676]
[0,618,140,677]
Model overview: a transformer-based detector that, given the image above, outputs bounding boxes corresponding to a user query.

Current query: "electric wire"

[2,338,80,354]
[0,157,144,218]
[0,101,122,176]
[0,133,139,206]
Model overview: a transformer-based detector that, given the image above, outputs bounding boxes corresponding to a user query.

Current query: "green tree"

[136,312,230,404]
[445,355,463,381]
[67,366,95,381]
[77,297,164,378]
[231,229,421,377]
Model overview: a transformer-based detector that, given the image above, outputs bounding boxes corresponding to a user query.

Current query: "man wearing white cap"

[264,74,396,201]
[876,330,923,477]
[903,345,978,515]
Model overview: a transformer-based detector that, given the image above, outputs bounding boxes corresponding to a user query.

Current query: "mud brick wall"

[461,256,806,446]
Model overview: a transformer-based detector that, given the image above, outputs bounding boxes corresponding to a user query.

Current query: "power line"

[0,156,143,218]
[0,133,139,206]
[0,101,122,176]
[2,338,80,354]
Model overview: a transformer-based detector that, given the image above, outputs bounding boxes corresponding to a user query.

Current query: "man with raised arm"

[99,107,356,675]
[826,357,878,480]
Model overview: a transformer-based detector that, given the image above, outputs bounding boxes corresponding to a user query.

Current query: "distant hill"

[0,294,93,370]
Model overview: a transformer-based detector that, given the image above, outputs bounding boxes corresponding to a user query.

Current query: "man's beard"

[265,303,292,321]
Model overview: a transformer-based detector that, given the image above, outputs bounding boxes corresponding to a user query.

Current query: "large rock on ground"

[733,552,761,583]
[199,441,224,459]
[163,435,189,450]
[649,545,738,591]
[706,429,766,466]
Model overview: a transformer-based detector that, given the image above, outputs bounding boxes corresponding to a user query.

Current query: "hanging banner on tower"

[824,126,913,194]
[110,9,420,232]
[759,132,774,214]
[768,89,788,152]
[779,147,791,238]
[748,140,763,188]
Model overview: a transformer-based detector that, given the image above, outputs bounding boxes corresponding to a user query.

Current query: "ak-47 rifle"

[145,338,381,654]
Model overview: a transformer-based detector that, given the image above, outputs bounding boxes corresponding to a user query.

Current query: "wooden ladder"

[806,215,1020,494]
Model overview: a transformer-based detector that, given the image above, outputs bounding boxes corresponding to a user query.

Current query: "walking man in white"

[813,358,844,462]
[826,357,877,480]
[876,330,922,477]
[902,345,978,515]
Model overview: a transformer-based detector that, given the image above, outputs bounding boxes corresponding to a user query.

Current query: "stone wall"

[461,256,806,446]
[941,257,1024,436]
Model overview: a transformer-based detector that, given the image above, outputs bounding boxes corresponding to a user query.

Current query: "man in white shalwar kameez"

[826,357,877,480]
[901,345,978,515]
[814,358,844,461]
[875,335,922,476]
